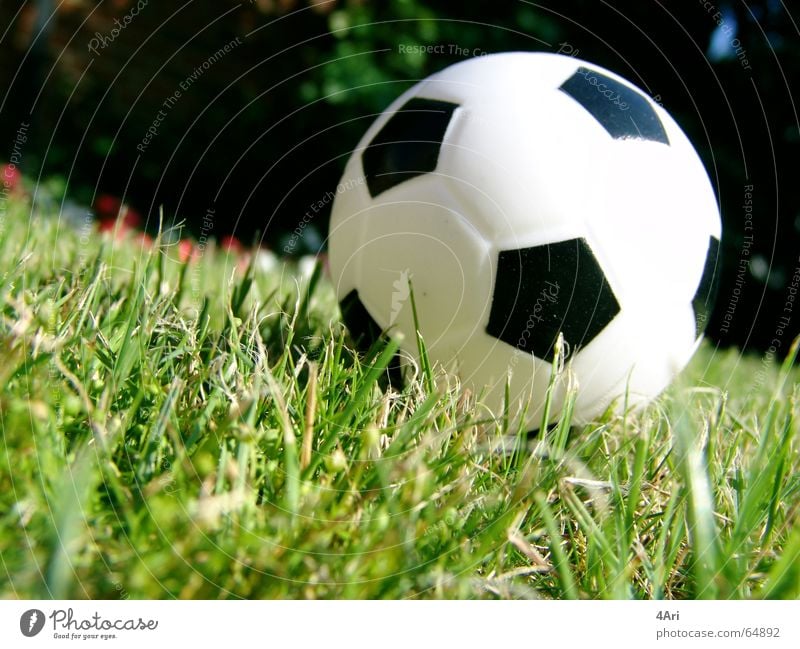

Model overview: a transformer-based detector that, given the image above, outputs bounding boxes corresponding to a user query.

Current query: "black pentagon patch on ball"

[340,289,383,350]
[486,238,620,362]
[559,67,669,145]
[692,236,721,337]
[362,97,459,198]
[340,289,403,387]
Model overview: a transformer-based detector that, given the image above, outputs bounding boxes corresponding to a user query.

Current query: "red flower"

[220,235,243,253]
[133,232,153,250]
[97,217,117,233]
[178,239,200,263]
[95,197,142,236]
[2,164,22,192]
[120,206,142,229]
[94,194,121,218]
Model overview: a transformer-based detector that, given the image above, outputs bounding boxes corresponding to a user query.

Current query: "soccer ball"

[328,52,721,430]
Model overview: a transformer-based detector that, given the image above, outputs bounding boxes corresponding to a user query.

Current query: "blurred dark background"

[0,0,798,353]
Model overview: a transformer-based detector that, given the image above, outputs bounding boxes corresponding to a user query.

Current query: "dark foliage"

[0,0,797,352]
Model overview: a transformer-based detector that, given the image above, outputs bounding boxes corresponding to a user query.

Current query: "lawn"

[1,198,798,599]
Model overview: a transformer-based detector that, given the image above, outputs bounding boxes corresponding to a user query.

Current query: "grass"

[0,198,798,600]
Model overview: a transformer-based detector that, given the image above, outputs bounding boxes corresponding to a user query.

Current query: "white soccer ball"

[328,52,721,430]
